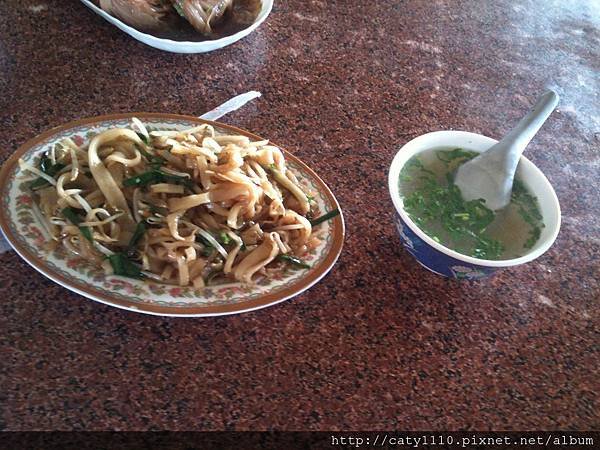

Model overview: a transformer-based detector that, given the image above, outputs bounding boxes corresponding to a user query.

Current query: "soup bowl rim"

[388,130,561,268]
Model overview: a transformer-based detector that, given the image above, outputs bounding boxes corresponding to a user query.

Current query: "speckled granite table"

[1,0,598,431]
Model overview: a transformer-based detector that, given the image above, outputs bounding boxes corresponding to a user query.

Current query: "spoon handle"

[500,90,559,153]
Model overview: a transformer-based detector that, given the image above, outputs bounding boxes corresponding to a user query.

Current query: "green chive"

[129,221,147,248]
[62,207,93,242]
[310,209,340,227]
[218,232,231,245]
[122,169,192,188]
[30,155,66,189]
[108,253,144,279]
[122,171,162,187]
[277,254,311,269]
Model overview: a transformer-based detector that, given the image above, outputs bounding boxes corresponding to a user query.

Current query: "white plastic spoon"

[455,90,559,210]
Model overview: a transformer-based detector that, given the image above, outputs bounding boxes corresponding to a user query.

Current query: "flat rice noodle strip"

[150,183,184,194]
[177,256,189,286]
[214,170,252,185]
[201,137,221,153]
[251,148,275,168]
[243,163,261,182]
[249,160,268,179]
[150,130,182,138]
[105,149,142,167]
[213,135,250,146]
[270,169,310,214]
[260,146,286,171]
[88,128,138,225]
[248,139,269,147]
[285,169,300,184]
[167,192,211,212]
[233,232,279,283]
[273,224,306,231]
[192,276,205,289]
[260,179,282,201]
[183,124,212,136]
[167,211,195,242]
[185,246,196,262]
[196,156,212,190]
[210,182,260,213]
[169,140,218,163]
[223,231,243,274]
[227,203,244,229]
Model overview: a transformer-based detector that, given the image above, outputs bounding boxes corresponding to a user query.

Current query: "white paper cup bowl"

[388,131,561,279]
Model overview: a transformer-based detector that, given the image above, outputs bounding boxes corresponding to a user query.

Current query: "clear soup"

[399,147,544,260]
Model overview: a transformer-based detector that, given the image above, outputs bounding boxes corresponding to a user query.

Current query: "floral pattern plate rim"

[0,113,345,317]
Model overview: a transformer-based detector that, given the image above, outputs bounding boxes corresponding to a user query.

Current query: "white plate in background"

[80,0,273,53]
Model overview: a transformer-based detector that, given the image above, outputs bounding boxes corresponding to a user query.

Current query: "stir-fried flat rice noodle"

[22,119,326,287]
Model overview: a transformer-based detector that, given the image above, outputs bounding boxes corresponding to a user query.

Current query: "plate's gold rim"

[0,113,345,316]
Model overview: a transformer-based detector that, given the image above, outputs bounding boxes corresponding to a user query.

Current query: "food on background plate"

[19,119,339,288]
[96,0,262,39]
[399,148,544,260]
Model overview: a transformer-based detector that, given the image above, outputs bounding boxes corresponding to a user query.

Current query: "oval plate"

[0,113,344,316]
[80,0,273,54]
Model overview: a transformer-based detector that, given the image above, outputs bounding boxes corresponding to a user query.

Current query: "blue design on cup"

[393,214,497,279]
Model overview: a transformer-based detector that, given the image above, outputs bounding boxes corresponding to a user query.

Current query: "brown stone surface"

[0,0,598,431]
